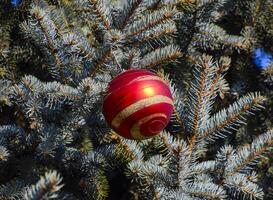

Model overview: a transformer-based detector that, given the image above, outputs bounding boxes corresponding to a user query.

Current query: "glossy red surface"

[102,69,173,140]
[114,103,173,139]
[103,79,172,123]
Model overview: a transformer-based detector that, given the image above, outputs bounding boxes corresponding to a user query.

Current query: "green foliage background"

[0,0,272,199]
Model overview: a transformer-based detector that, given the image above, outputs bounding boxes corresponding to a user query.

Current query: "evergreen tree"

[0,0,272,199]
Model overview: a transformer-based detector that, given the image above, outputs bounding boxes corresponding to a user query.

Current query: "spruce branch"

[226,129,273,176]
[127,155,169,188]
[0,145,9,162]
[128,21,177,46]
[37,131,64,160]
[186,55,216,135]
[119,0,144,30]
[185,182,226,200]
[197,0,226,9]
[0,79,12,107]
[192,160,216,175]
[157,70,186,134]
[10,75,81,115]
[80,168,109,200]
[126,145,172,200]
[62,32,95,61]
[124,6,178,38]
[170,140,192,188]
[89,46,111,77]
[21,5,67,82]
[2,0,271,199]
[192,23,254,51]
[122,48,141,69]
[0,125,27,152]
[156,131,181,153]
[204,56,230,100]
[24,171,64,200]
[216,145,236,166]
[0,180,27,200]
[201,92,266,143]
[139,44,182,69]
[185,55,218,157]
[156,132,192,188]
[109,132,143,162]
[224,173,264,200]
[76,0,112,30]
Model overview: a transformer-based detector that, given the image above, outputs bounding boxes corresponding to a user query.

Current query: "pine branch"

[76,0,112,30]
[128,21,177,46]
[200,93,266,142]
[89,46,111,77]
[225,129,273,176]
[124,6,177,38]
[11,76,81,115]
[127,155,169,187]
[186,55,217,157]
[0,125,27,152]
[192,160,216,175]
[108,132,143,163]
[185,182,226,200]
[21,5,67,82]
[224,173,264,200]
[157,132,191,188]
[0,145,9,162]
[159,71,186,134]
[119,0,144,30]
[0,180,27,200]
[122,48,141,69]
[24,171,64,200]
[204,56,230,100]
[139,45,181,69]
[62,32,95,61]
[81,168,109,200]
[192,23,254,51]
[186,55,216,134]
[0,79,12,107]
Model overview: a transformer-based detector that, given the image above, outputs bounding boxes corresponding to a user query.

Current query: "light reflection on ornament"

[143,87,155,96]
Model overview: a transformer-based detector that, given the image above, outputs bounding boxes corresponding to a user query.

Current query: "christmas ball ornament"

[102,69,174,140]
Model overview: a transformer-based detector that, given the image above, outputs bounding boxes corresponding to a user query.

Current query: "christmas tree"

[0,0,272,199]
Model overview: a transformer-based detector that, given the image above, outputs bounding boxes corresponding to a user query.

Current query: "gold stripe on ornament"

[133,75,169,86]
[111,95,173,128]
[130,113,167,140]
[104,75,169,100]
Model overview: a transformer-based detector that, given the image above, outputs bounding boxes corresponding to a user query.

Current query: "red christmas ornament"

[102,69,174,140]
